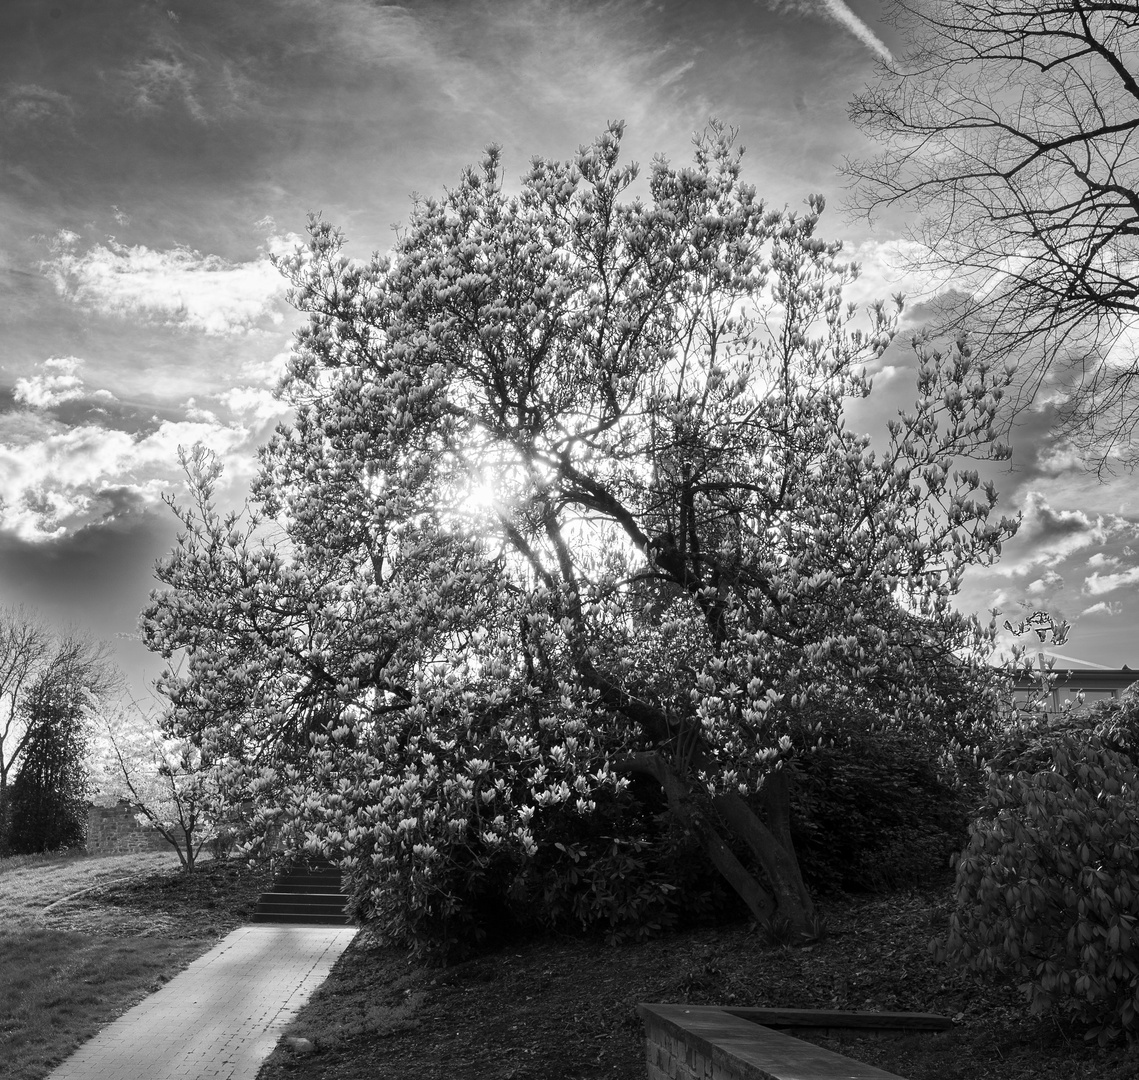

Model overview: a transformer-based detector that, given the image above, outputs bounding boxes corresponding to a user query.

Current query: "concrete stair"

[251,858,351,925]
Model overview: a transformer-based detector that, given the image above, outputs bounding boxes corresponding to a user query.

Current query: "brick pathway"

[49,924,358,1080]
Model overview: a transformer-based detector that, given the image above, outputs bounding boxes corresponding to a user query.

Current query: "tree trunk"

[713,774,816,939]
[616,752,818,941]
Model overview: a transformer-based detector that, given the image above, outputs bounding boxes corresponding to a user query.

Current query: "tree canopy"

[0,608,117,799]
[847,0,1139,473]
[144,123,1019,946]
[0,618,117,854]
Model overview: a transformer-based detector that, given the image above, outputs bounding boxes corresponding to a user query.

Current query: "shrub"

[337,765,738,961]
[987,681,1139,776]
[1092,683,1139,761]
[527,837,679,944]
[512,785,742,945]
[940,733,1139,1043]
[0,790,12,858]
[789,731,973,893]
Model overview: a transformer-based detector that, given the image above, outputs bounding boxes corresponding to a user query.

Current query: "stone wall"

[84,800,172,856]
[637,1004,914,1080]
[642,1015,725,1080]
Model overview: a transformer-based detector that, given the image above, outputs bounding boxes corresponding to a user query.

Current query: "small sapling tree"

[86,699,227,872]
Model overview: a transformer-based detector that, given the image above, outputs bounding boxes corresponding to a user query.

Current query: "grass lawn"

[0,849,273,1080]
[254,880,1139,1080]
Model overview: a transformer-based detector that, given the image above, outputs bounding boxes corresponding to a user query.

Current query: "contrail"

[820,0,892,60]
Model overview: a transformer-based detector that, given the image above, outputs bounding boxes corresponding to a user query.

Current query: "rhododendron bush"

[143,123,1019,950]
[941,734,1139,1042]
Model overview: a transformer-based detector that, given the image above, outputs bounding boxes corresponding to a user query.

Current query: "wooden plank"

[725,1007,953,1032]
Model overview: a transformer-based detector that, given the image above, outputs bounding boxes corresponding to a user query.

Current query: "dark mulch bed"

[255,880,1139,1080]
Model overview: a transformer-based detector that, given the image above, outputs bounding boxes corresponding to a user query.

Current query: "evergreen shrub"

[511,783,741,945]
[789,731,972,893]
[7,708,89,856]
[941,733,1139,1043]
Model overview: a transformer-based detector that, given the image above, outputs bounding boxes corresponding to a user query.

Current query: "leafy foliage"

[941,732,1139,1043]
[6,704,88,855]
[791,730,972,894]
[145,122,1019,951]
[0,612,116,810]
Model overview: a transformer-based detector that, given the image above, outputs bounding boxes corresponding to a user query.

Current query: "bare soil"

[256,880,1139,1080]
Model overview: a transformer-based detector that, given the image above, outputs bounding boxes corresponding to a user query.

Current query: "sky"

[0,0,1135,706]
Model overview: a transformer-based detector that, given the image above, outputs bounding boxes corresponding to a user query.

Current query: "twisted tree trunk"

[617,751,817,941]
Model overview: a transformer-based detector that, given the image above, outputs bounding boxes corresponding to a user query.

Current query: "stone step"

[269,874,343,893]
[250,859,350,925]
[250,909,352,925]
[255,893,348,913]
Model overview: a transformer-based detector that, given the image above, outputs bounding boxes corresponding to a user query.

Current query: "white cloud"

[839,238,963,322]
[14,357,87,409]
[995,491,1109,577]
[218,386,290,425]
[1081,601,1122,617]
[239,349,292,386]
[43,232,287,335]
[0,425,137,539]
[1032,440,1088,476]
[1087,552,1120,569]
[184,400,220,424]
[1026,569,1064,595]
[0,415,259,542]
[1084,566,1139,597]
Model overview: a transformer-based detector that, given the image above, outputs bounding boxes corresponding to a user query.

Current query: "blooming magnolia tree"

[144,123,1019,945]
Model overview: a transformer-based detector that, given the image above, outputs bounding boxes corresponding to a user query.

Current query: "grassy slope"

[0,850,272,1080]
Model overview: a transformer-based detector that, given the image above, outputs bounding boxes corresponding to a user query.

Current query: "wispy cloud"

[820,1,891,61]
[767,0,891,61]
[121,55,207,122]
[42,232,288,335]
[112,16,257,127]
[1081,600,1122,617]
[1,83,75,130]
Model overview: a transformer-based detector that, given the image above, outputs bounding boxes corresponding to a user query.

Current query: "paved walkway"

[49,924,358,1080]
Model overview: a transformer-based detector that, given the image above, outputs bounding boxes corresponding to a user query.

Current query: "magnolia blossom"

[144,123,1019,948]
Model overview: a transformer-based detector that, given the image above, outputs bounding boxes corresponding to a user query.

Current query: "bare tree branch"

[846,0,1139,473]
